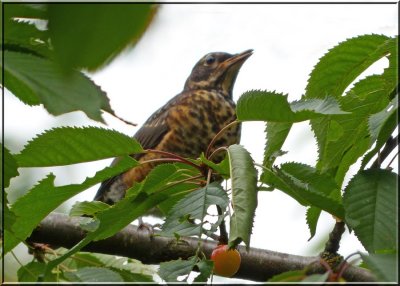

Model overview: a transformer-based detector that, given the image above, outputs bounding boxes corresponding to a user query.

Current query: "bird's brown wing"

[93,99,174,202]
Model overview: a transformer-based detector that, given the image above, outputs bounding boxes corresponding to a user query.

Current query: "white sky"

[3,3,398,281]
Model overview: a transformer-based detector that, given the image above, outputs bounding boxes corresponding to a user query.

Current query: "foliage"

[2,3,398,283]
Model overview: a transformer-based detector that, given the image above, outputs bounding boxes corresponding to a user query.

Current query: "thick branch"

[26,212,376,282]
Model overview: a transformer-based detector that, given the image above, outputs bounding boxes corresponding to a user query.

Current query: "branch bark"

[26,212,376,282]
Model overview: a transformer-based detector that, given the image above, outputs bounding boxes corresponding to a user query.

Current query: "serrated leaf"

[227,144,258,248]
[69,201,110,217]
[15,126,143,167]
[45,163,184,271]
[262,166,344,219]
[194,259,213,282]
[2,144,19,188]
[67,267,124,282]
[48,4,156,71]
[306,206,321,240]
[262,122,292,168]
[3,18,51,58]
[4,156,138,254]
[160,183,228,237]
[237,90,347,123]
[63,252,155,280]
[158,257,197,282]
[312,75,391,185]
[361,94,398,169]
[137,163,201,216]
[360,253,397,282]
[281,162,341,198]
[305,35,397,185]
[343,169,397,253]
[261,167,309,206]
[281,162,341,240]
[305,34,392,99]
[17,261,56,282]
[200,153,230,178]
[2,51,112,122]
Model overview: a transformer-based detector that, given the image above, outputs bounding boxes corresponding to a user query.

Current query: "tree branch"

[371,134,399,169]
[26,212,376,282]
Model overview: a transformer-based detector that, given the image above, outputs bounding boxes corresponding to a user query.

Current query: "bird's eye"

[205,55,216,65]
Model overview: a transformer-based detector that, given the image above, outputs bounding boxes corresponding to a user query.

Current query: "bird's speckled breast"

[161,89,241,159]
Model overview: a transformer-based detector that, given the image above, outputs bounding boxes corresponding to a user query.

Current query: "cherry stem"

[205,120,240,158]
[145,149,203,171]
[208,146,228,161]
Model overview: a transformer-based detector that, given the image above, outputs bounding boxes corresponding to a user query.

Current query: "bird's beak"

[217,49,253,94]
[221,49,254,69]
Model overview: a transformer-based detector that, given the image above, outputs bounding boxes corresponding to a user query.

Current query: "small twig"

[207,146,228,161]
[205,120,240,158]
[386,150,399,170]
[371,135,398,168]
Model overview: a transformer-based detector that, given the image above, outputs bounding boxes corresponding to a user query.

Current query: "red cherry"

[211,244,241,277]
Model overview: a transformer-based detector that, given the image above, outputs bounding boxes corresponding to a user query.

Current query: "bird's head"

[184,49,253,97]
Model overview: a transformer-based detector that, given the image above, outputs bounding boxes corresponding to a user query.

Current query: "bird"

[94,49,253,208]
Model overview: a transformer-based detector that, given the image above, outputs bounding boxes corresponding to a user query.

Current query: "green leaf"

[360,253,397,282]
[305,34,392,99]
[45,164,181,271]
[302,272,329,282]
[227,144,258,248]
[361,94,398,169]
[262,166,345,219]
[2,144,19,188]
[200,153,230,178]
[368,95,398,143]
[136,163,200,216]
[279,162,341,239]
[306,206,321,240]
[343,169,397,253]
[158,257,197,282]
[65,267,124,282]
[262,122,292,168]
[17,261,56,282]
[3,18,51,58]
[261,167,309,206]
[4,156,138,254]
[62,252,154,281]
[312,75,391,185]
[3,3,47,20]
[2,51,112,122]
[15,126,143,167]
[160,183,228,237]
[281,163,341,199]
[69,201,110,217]
[193,259,213,283]
[236,90,347,123]
[48,4,156,71]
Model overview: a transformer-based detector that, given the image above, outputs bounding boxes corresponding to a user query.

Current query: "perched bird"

[94,49,253,205]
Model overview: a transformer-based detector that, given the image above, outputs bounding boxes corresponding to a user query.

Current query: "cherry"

[211,244,241,277]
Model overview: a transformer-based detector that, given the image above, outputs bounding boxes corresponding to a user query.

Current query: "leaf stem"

[146,149,202,171]
[205,120,240,158]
